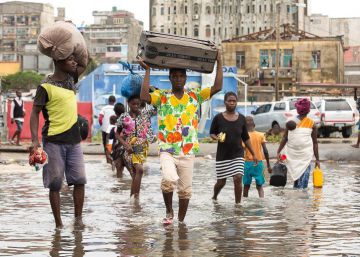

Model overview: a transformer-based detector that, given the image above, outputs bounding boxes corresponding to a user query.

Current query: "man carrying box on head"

[138,51,223,225]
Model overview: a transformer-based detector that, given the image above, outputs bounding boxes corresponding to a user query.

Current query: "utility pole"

[275,1,281,101]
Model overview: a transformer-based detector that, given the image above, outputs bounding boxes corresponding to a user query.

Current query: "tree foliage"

[2,71,44,92]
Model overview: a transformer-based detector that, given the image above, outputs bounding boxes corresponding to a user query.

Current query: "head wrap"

[295,98,311,115]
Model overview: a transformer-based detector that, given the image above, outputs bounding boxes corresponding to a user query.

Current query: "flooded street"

[0,156,360,256]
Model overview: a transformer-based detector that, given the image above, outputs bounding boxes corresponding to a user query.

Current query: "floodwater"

[0,156,360,257]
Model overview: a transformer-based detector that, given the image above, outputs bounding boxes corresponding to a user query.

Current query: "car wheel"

[342,127,352,138]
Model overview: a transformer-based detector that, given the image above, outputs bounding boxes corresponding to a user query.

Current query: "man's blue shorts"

[243,161,265,186]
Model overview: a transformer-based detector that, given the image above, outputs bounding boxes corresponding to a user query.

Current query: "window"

[218,27,221,36]
[255,104,272,114]
[264,4,267,12]
[324,100,352,111]
[241,27,244,35]
[236,51,245,69]
[247,5,250,13]
[174,27,177,35]
[185,27,188,36]
[270,4,273,12]
[206,6,211,15]
[274,102,286,111]
[194,3,199,14]
[173,6,176,14]
[260,50,269,68]
[287,5,291,13]
[152,7,156,16]
[236,27,239,36]
[180,28,182,35]
[252,5,255,13]
[230,6,232,13]
[168,7,170,14]
[168,28,170,34]
[247,27,250,34]
[161,26,164,33]
[185,6,188,14]
[311,51,321,69]
[206,25,211,37]
[271,50,277,68]
[259,27,262,31]
[259,5,262,13]
[213,28,215,37]
[194,26,199,37]
[283,49,293,67]
[161,7,164,15]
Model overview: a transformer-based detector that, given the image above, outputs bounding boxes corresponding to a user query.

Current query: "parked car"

[251,100,320,132]
[315,99,356,138]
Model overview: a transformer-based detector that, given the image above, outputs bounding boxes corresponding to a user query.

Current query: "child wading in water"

[243,116,272,198]
[117,95,156,198]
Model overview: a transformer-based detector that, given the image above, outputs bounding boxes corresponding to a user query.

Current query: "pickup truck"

[316,99,356,138]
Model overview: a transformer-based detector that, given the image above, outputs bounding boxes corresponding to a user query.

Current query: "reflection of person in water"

[49,229,84,257]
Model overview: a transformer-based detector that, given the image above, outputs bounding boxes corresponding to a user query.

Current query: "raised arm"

[138,57,151,104]
[210,50,223,97]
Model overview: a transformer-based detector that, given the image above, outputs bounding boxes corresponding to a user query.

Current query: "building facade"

[83,8,143,63]
[149,0,308,44]
[306,14,360,47]
[222,26,344,101]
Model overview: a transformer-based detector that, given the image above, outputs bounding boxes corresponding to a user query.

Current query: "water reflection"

[0,160,360,256]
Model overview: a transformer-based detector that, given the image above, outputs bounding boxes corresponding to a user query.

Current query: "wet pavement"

[0,156,360,256]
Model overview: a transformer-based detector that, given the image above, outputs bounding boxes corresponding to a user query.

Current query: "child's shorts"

[243,161,265,186]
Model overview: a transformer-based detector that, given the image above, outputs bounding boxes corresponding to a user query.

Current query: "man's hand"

[11,118,14,124]
[137,56,150,70]
[29,141,40,154]
[267,165,272,173]
[315,160,320,169]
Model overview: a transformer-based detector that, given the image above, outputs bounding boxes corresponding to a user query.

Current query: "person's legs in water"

[114,158,125,178]
[253,161,265,197]
[243,161,253,197]
[177,155,194,222]
[294,165,311,189]
[49,190,63,228]
[73,184,85,227]
[131,164,144,198]
[233,174,243,203]
[243,184,251,197]
[212,178,226,200]
[256,185,264,198]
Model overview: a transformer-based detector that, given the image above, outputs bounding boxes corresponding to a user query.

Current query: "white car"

[251,100,320,132]
[315,99,356,138]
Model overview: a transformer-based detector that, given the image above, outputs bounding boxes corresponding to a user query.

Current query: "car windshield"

[324,100,352,111]
[289,101,316,110]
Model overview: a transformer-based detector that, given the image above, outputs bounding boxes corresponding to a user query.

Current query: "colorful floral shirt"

[150,87,211,155]
[117,108,157,144]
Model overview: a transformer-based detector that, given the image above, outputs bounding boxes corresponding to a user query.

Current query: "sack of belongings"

[37,21,88,67]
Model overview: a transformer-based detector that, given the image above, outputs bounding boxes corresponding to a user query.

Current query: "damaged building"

[222,24,345,101]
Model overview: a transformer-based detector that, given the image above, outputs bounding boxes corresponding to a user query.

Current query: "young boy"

[106,115,118,165]
[243,116,272,198]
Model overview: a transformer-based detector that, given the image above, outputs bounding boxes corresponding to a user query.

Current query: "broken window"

[236,51,246,69]
[260,50,269,68]
[311,51,321,69]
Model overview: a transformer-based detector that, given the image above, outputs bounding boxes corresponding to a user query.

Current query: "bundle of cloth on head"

[295,98,311,115]
[37,21,88,67]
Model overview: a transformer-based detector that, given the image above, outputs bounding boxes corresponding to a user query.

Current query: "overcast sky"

[1,0,360,29]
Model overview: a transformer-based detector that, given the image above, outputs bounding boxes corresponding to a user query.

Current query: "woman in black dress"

[210,92,258,204]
